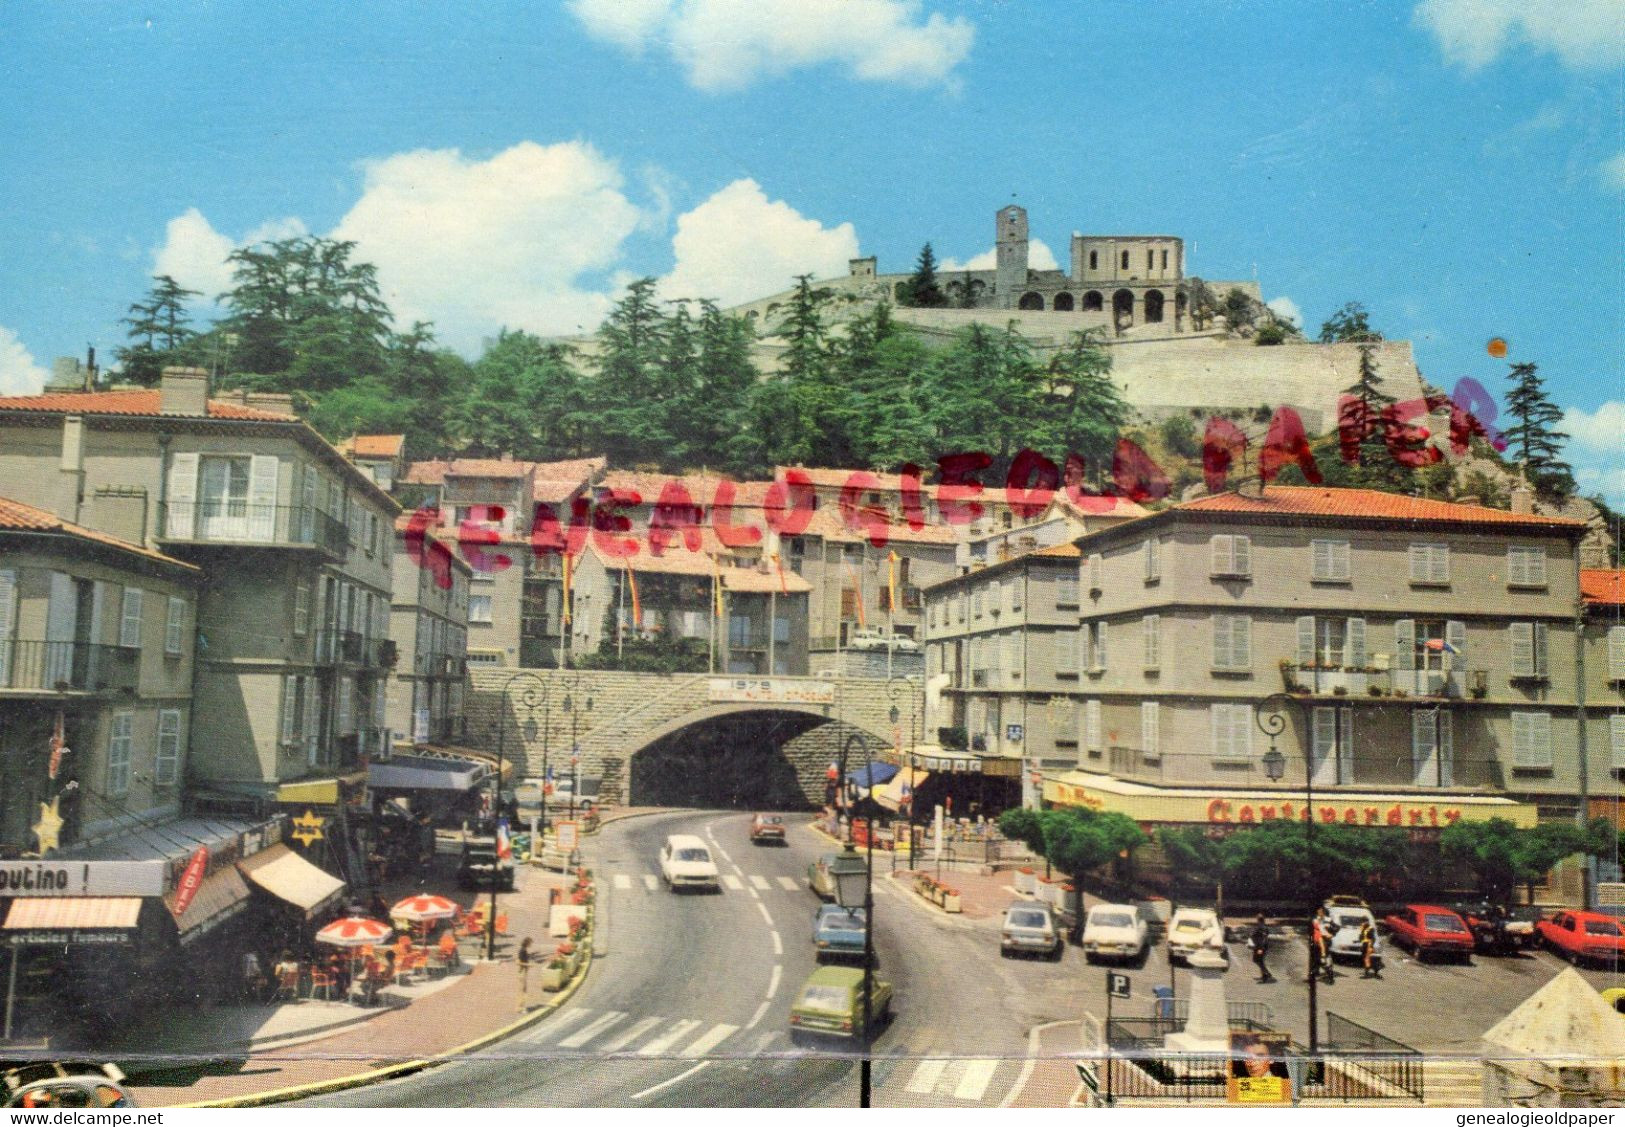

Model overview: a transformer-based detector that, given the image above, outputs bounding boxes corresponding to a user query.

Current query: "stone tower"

[994,205,1029,309]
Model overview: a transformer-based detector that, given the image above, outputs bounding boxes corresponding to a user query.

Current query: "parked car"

[1325,905,1383,967]
[1536,911,1625,968]
[1082,903,1149,964]
[1166,907,1226,966]
[456,836,515,891]
[3,1063,132,1109]
[813,904,868,962]
[847,629,919,653]
[1383,904,1474,963]
[788,964,892,1044]
[1001,901,1064,960]
[750,813,787,845]
[659,834,720,892]
[1454,902,1541,955]
[807,852,863,900]
[1323,894,1371,913]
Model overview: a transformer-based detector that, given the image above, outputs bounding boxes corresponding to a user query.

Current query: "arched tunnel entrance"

[627,710,851,810]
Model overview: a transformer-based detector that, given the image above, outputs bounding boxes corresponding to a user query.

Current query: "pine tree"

[117,275,201,385]
[1503,362,1574,496]
[905,243,947,308]
[1318,301,1383,343]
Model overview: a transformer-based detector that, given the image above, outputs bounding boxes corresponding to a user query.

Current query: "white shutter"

[45,571,76,686]
[1143,615,1160,668]
[1088,553,1103,591]
[1213,616,1232,668]
[1534,622,1548,677]
[1311,540,1331,580]
[1057,631,1078,673]
[294,583,310,636]
[300,464,317,543]
[165,596,185,653]
[1210,534,1231,574]
[1144,537,1160,581]
[1233,536,1251,577]
[1431,545,1449,583]
[1510,623,1534,678]
[1345,618,1367,668]
[1141,702,1159,755]
[987,580,1000,614]
[1437,710,1454,786]
[156,709,181,785]
[0,569,14,686]
[1211,705,1225,758]
[166,452,199,538]
[1094,620,1108,671]
[1412,710,1436,785]
[1610,626,1625,680]
[337,675,354,735]
[1085,700,1102,750]
[303,677,319,765]
[1296,616,1315,665]
[119,587,143,648]
[1394,619,1416,671]
[1610,715,1625,770]
[1233,616,1250,668]
[1445,620,1466,672]
[1057,575,1078,606]
[281,675,299,743]
[1312,706,1337,786]
[1511,711,1552,769]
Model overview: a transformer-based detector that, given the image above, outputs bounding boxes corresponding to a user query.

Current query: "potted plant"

[1368,684,1385,697]
[1332,685,1348,696]
[1015,867,1037,894]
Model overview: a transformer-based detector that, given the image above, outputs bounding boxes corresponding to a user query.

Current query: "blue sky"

[2,1,1620,497]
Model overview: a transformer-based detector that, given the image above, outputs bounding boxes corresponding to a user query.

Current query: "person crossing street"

[1359,917,1382,979]
[1311,908,1336,984]
[1249,913,1275,984]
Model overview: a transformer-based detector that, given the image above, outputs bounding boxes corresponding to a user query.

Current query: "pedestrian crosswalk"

[606,870,811,896]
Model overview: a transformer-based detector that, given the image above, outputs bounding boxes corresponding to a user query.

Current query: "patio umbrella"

[389,894,458,922]
[315,916,392,948]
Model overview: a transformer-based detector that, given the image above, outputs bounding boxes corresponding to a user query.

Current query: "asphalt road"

[305,811,1056,1108]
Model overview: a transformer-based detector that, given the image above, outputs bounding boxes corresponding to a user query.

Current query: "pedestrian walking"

[516,937,533,1012]
[242,949,267,1003]
[1359,918,1381,979]
[1249,914,1275,983]
[1314,908,1336,984]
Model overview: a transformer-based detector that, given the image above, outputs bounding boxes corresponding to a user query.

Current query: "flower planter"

[1036,879,1061,907]
[1014,869,1036,894]
[539,965,566,991]
[941,892,962,913]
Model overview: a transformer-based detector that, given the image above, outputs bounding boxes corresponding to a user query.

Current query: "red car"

[1536,911,1625,968]
[749,813,787,845]
[1383,904,1475,963]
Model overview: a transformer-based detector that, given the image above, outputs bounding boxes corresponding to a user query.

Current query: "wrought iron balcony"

[158,501,348,560]
[0,640,139,694]
[315,629,366,665]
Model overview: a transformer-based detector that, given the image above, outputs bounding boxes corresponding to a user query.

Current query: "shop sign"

[0,861,164,898]
[708,677,835,706]
[1050,784,1106,811]
[7,929,133,946]
[169,848,209,919]
[1206,798,1464,828]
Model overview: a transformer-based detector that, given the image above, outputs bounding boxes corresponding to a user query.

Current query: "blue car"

[813,904,868,963]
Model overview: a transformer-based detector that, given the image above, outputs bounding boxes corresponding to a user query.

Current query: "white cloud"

[151,210,307,303]
[569,0,974,91]
[0,326,50,396]
[331,141,648,350]
[1266,296,1303,328]
[1602,152,1625,192]
[1574,464,1625,507]
[1413,0,1625,70]
[939,239,1059,272]
[658,178,859,306]
[1564,401,1625,452]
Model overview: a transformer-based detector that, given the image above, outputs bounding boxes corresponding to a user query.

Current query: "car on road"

[659,834,720,892]
[1166,907,1226,966]
[3,1063,133,1109]
[813,904,868,962]
[1324,904,1383,967]
[1082,903,1149,964]
[1000,900,1063,960]
[750,813,787,845]
[788,964,892,1043]
[806,852,864,900]
[847,629,919,653]
[1536,910,1625,967]
[1384,904,1474,963]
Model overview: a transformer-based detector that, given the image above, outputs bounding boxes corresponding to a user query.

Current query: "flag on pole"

[769,552,787,594]
[495,818,512,861]
[887,551,899,614]
[627,566,642,630]
[47,712,66,781]
[712,557,725,618]
[1424,638,1460,654]
[562,553,574,626]
[846,564,866,628]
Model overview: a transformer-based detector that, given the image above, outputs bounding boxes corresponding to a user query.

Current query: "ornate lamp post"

[490,670,547,960]
[829,732,877,1109]
[887,675,919,871]
[562,672,593,824]
[1256,691,1317,1054]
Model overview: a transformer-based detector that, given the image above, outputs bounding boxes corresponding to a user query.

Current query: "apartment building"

[926,485,1605,828]
[386,515,471,747]
[0,497,201,852]
[1580,568,1624,837]
[0,369,401,804]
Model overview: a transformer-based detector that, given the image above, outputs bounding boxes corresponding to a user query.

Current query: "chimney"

[57,415,85,523]
[1509,483,1534,515]
[85,486,149,546]
[47,357,84,393]
[1578,539,1610,570]
[159,366,211,417]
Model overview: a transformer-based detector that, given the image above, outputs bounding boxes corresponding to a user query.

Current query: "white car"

[659,833,720,892]
[1082,903,1149,964]
[1166,907,1227,965]
[847,629,919,653]
[1326,905,1383,966]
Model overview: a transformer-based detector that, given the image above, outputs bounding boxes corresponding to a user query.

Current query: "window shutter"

[0,569,14,686]
[1445,620,1466,671]
[337,675,353,734]
[303,676,319,764]
[1210,705,1225,758]
[1511,711,1552,768]
[1010,576,1022,611]
[165,596,185,653]
[1437,710,1454,786]
[1313,706,1336,779]
[1143,615,1160,668]
[156,709,181,784]
[300,464,316,542]
[120,588,144,648]
[166,452,198,538]
[1430,545,1449,583]
[1311,540,1331,580]
[1510,623,1534,678]
[281,675,299,743]
[1085,700,1102,750]
[1088,553,1103,591]
[248,455,279,541]
[1213,616,1231,668]
[1233,536,1251,577]
[1411,710,1435,782]
[1210,535,1230,574]
[1408,544,1426,582]
[987,580,1000,614]
[1345,618,1367,668]
[1533,621,1548,677]
[294,583,310,636]
[1142,702,1159,755]
[1394,619,1416,671]
[1609,626,1625,679]
[1094,621,1108,671]
[1610,715,1625,769]
[1057,631,1079,673]
[1296,617,1315,665]
[1233,616,1250,668]
[1144,538,1159,581]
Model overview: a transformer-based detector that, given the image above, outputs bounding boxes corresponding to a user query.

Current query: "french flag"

[1424,639,1461,654]
[496,818,512,861]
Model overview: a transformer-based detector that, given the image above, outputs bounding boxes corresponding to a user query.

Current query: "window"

[1311,539,1350,582]
[1089,250,1098,270]
[1212,615,1251,670]
[955,593,966,623]
[1409,543,1450,585]
[1010,576,1022,612]
[366,511,379,556]
[1395,619,1464,672]
[1611,715,1625,770]
[1510,711,1553,769]
[1142,701,1160,756]
[337,675,354,735]
[294,582,310,636]
[1053,699,1078,748]
[1004,632,1021,681]
[164,596,185,654]
[973,589,984,617]
[1142,615,1161,669]
[1295,616,1366,667]
[729,614,753,648]
[1056,630,1081,675]
[1084,700,1102,751]
[1506,546,1547,587]
[469,595,493,624]
[1161,249,1169,270]
[1210,703,1252,759]
[1147,249,1154,269]
[1088,621,1108,672]
[1210,534,1251,578]
[1411,708,1455,786]
[1509,622,1549,679]
[774,616,791,644]
[1087,553,1103,593]
[988,580,1001,614]
[120,587,143,648]
[156,709,181,785]
[1610,625,1625,680]
[1144,537,1161,583]
[1121,250,1129,270]
[107,712,133,795]
[281,675,302,743]
[1056,573,1080,608]
[1311,706,1353,785]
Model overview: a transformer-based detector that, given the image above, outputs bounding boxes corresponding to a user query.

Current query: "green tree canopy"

[1318,301,1383,343]
[902,243,947,308]
[117,275,201,385]
[1502,361,1574,497]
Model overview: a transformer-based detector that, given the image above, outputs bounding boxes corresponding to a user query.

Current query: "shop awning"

[874,768,931,813]
[912,747,983,773]
[847,761,899,788]
[368,754,489,792]
[238,843,346,918]
[165,865,251,944]
[4,897,142,945]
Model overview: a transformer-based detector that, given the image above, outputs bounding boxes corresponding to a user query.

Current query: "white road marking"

[519,1006,594,1044]
[749,874,771,890]
[715,847,732,863]
[770,930,783,956]
[598,1015,663,1053]
[953,1058,999,1101]
[631,1060,710,1101]
[767,964,782,998]
[613,874,631,890]
[642,874,659,891]
[722,874,744,891]
[756,902,774,926]
[745,999,771,1030]
[637,1018,704,1056]
[775,876,799,891]
[1003,1019,1070,1108]
[680,1022,738,1058]
[558,1010,627,1048]
[905,1058,949,1094]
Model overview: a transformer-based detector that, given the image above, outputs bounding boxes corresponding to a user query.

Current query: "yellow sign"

[290,809,327,847]
[1230,1075,1290,1104]
[1228,1032,1292,1104]
[32,798,64,855]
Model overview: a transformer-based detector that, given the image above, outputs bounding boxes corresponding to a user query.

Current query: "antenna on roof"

[84,344,97,390]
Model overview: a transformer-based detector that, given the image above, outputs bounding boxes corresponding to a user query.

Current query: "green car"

[789,965,893,1043]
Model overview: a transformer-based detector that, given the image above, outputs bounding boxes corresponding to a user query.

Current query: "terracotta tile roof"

[1049,493,1151,520]
[597,471,774,505]
[1580,568,1624,606]
[1180,486,1588,529]
[0,388,295,421]
[590,542,810,593]
[1036,543,1083,558]
[532,456,605,481]
[0,495,199,572]
[534,479,589,504]
[401,460,449,485]
[442,458,530,479]
[344,434,405,458]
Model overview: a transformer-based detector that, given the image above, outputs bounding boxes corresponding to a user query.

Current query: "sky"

[2,1,1621,499]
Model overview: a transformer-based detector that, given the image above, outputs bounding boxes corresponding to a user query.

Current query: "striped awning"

[4,897,143,931]
[164,865,251,943]
[238,843,345,918]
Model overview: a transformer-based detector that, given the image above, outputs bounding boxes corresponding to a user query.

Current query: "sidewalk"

[124,861,579,1108]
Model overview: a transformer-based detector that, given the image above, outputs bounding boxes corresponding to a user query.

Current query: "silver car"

[1001,900,1063,960]
[1326,905,1383,966]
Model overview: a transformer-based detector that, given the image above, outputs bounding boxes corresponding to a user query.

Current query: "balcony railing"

[159,501,348,559]
[316,629,366,665]
[0,641,139,694]
[1104,744,1504,790]
[1281,663,1486,701]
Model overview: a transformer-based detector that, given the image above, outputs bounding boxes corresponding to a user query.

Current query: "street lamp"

[1255,691,1317,1054]
[887,676,919,872]
[831,730,877,1109]
[562,673,593,824]
[490,670,548,960]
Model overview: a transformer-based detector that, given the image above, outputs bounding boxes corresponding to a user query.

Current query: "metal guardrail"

[0,640,139,693]
[159,500,348,558]
[1324,1012,1425,1101]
